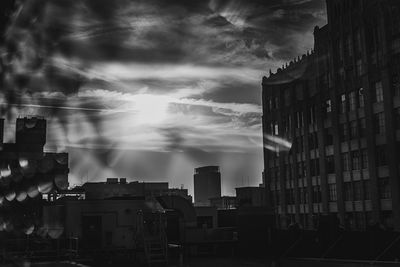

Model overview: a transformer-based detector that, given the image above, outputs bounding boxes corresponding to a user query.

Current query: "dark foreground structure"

[263,0,400,232]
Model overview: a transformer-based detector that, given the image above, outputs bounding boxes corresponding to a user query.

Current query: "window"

[361,149,369,169]
[378,178,391,199]
[297,162,304,178]
[286,189,295,204]
[339,67,345,78]
[304,188,309,204]
[346,35,353,57]
[340,123,348,141]
[326,156,335,173]
[354,181,362,201]
[296,112,303,128]
[299,188,305,204]
[273,190,281,205]
[356,59,363,76]
[391,6,400,36]
[285,165,292,180]
[342,153,350,171]
[325,129,333,146]
[355,29,362,54]
[350,120,358,139]
[374,81,384,102]
[288,115,292,133]
[359,118,366,137]
[376,145,387,166]
[309,132,318,150]
[340,94,347,113]
[284,90,291,106]
[274,97,279,109]
[349,91,357,111]
[364,180,371,200]
[344,182,352,201]
[313,185,321,203]
[392,74,400,96]
[338,39,344,61]
[310,159,320,176]
[329,184,337,201]
[374,112,385,135]
[396,108,400,129]
[275,167,280,180]
[358,88,365,108]
[352,151,361,170]
[309,106,316,125]
[299,188,308,204]
[274,123,279,135]
[296,136,304,152]
[326,99,332,113]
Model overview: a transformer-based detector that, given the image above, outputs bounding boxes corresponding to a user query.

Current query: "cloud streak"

[0,0,326,195]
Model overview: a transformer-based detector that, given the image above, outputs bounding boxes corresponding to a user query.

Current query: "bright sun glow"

[132,94,170,125]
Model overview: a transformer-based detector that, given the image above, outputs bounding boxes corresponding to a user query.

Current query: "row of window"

[275,185,321,206]
[266,52,400,120]
[341,150,369,171]
[277,210,393,230]
[272,178,391,207]
[270,146,389,190]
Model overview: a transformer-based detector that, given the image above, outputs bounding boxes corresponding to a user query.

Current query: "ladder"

[138,211,168,266]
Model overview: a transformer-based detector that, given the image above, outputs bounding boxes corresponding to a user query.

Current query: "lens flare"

[48,227,64,239]
[19,158,29,168]
[38,181,53,194]
[263,134,292,152]
[0,166,11,178]
[27,185,40,198]
[16,191,28,202]
[24,225,35,235]
[5,190,16,202]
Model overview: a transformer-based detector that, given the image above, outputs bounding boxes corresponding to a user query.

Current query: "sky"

[0,0,327,196]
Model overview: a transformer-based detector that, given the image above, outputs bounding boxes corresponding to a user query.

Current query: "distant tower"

[194,166,221,206]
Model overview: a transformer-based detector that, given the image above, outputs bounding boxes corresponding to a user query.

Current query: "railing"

[1,237,79,261]
[136,210,168,266]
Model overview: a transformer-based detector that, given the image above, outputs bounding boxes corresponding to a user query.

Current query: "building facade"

[193,166,221,206]
[262,0,400,230]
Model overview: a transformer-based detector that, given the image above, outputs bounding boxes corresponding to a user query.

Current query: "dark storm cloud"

[16,0,324,67]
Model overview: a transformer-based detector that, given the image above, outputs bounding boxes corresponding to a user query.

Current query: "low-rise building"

[235,187,266,208]
[209,196,237,209]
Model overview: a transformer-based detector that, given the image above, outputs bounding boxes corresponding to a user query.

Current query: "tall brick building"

[262,0,400,230]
